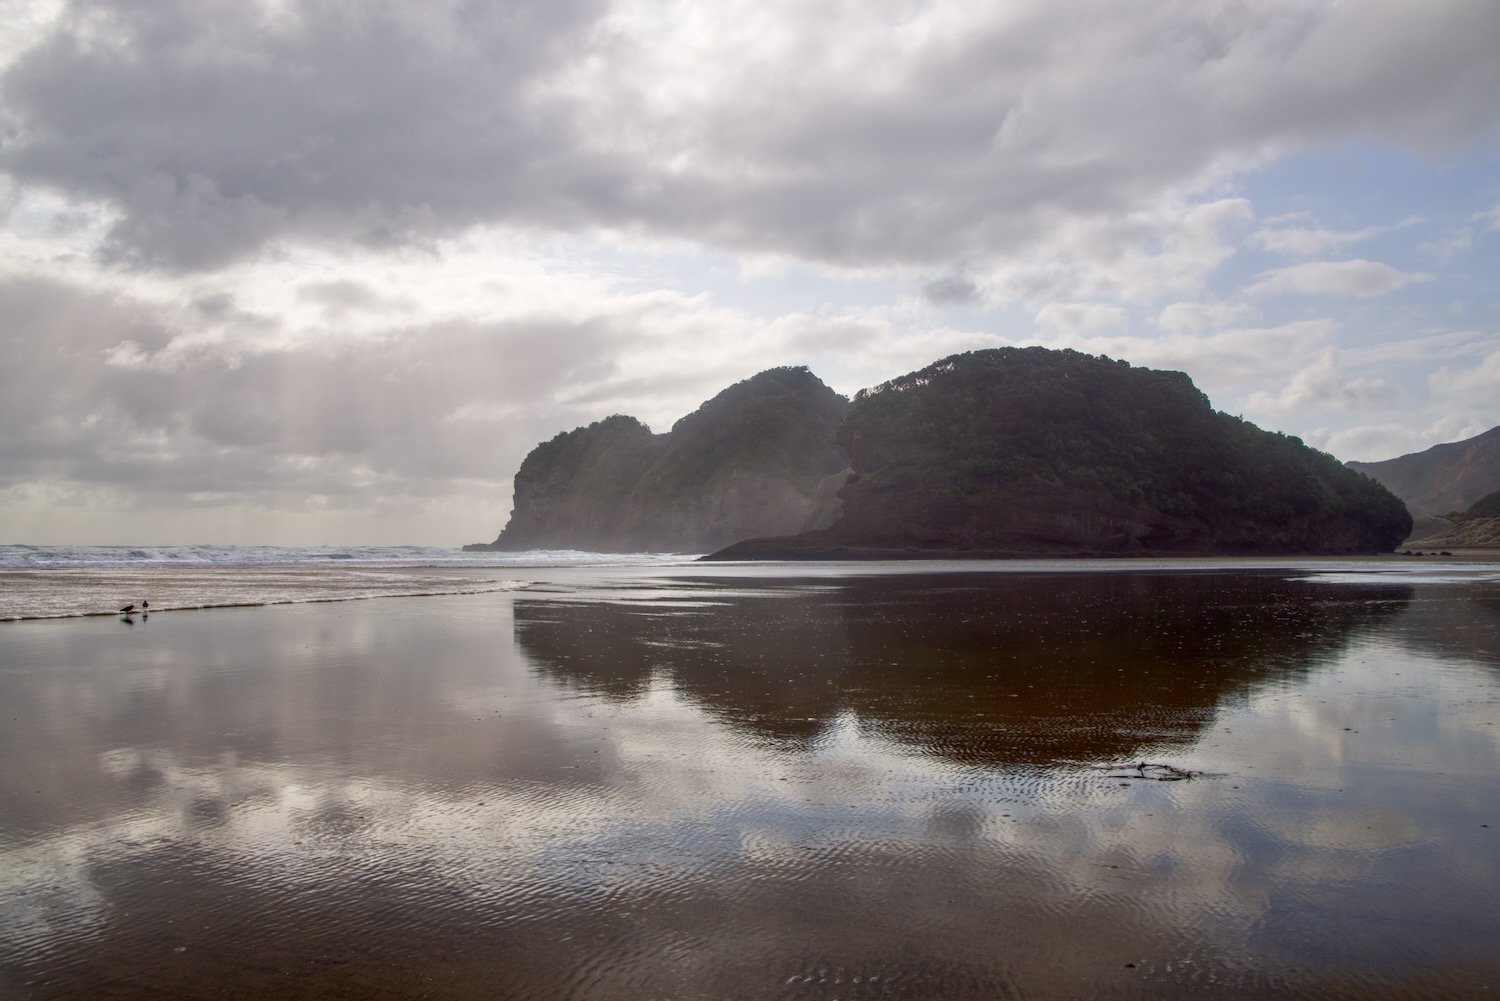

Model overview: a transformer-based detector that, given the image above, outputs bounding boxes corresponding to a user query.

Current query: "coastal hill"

[708,348,1410,558]
[1404,489,1500,550]
[1348,425,1500,518]
[466,367,849,553]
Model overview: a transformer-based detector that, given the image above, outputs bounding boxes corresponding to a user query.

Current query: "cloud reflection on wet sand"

[1,569,1497,998]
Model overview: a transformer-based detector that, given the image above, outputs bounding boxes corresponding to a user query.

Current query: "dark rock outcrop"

[466,367,849,553]
[475,414,663,551]
[1348,425,1500,518]
[706,348,1410,559]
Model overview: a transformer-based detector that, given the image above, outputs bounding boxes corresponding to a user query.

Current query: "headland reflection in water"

[0,563,1496,999]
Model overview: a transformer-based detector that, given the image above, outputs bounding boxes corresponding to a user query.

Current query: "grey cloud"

[0,278,175,465]
[922,274,980,307]
[191,292,237,318]
[2,0,611,268]
[296,279,406,317]
[2,1,1498,271]
[0,275,621,507]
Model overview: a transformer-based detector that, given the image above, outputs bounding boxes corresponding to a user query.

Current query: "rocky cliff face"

[708,348,1410,558]
[469,367,849,553]
[1347,425,1500,517]
[484,415,663,550]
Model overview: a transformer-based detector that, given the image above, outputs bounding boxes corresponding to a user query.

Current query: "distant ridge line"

[1348,425,1500,518]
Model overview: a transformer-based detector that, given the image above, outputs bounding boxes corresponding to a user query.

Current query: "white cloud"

[1156,300,1254,335]
[1418,227,1476,262]
[981,195,1253,309]
[1052,319,1340,391]
[1428,350,1500,405]
[1253,224,1380,256]
[1034,302,1124,335]
[1313,415,1493,463]
[1244,348,1397,415]
[1343,330,1494,367]
[1248,259,1425,298]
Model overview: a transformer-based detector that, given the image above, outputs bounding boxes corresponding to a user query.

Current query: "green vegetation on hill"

[631,365,849,505]
[714,348,1410,557]
[1404,489,1500,549]
[1461,489,1500,520]
[470,367,849,552]
[475,349,1413,558]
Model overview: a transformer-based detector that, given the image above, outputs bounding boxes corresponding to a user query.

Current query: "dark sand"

[2,565,1497,998]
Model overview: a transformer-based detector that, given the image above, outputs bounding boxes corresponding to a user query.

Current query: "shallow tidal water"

[1,563,1497,999]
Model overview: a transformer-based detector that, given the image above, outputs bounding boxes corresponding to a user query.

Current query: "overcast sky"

[2,0,1498,546]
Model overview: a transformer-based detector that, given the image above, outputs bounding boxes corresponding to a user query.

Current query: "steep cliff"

[483,415,663,550]
[708,348,1410,559]
[1348,425,1500,517]
[468,367,849,552]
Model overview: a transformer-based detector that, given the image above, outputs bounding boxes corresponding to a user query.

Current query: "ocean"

[6,544,1493,622]
[0,545,695,621]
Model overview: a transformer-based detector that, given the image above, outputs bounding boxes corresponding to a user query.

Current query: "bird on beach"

[119,600,149,615]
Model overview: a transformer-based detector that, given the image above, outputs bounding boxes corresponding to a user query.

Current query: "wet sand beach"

[1,562,1497,998]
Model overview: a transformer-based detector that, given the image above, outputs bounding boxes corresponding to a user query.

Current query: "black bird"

[119,603,135,615]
